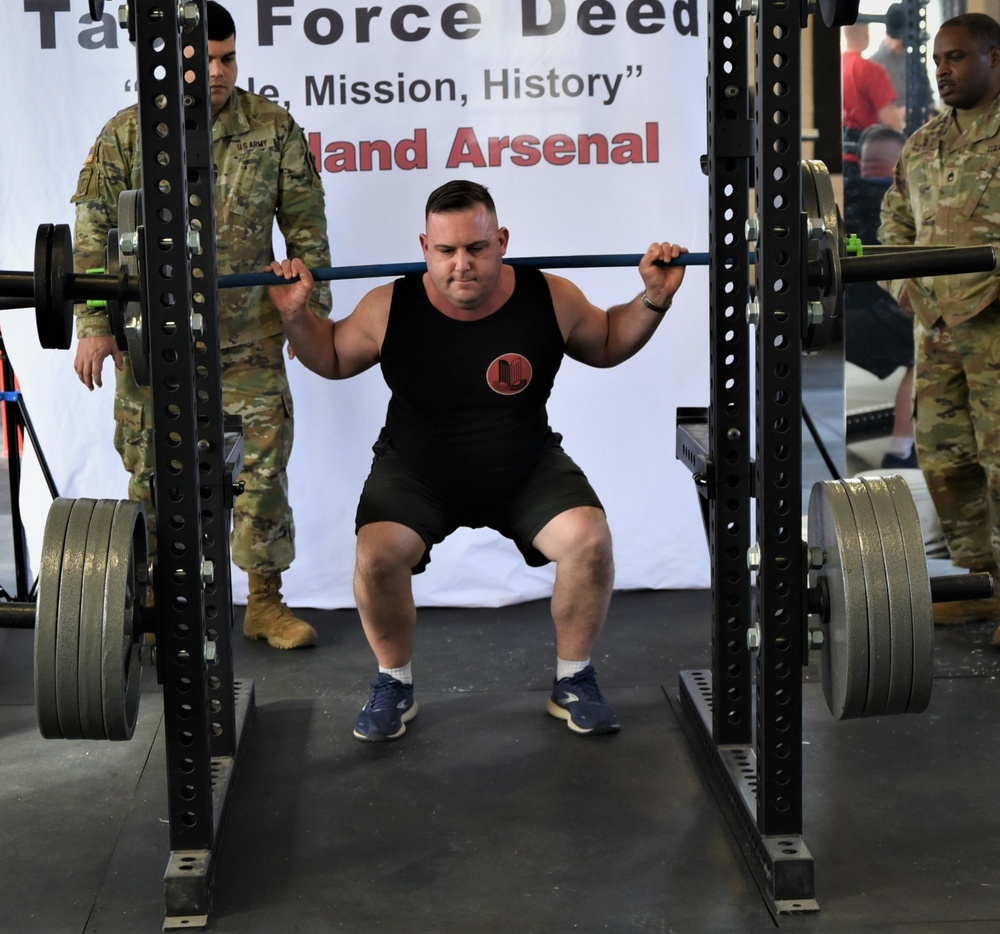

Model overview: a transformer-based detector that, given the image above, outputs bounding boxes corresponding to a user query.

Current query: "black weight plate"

[78,500,117,740]
[882,474,934,713]
[32,224,73,350]
[35,499,75,739]
[807,480,870,719]
[819,0,860,28]
[55,499,96,739]
[33,225,54,348]
[860,476,914,716]
[843,480,891,718]
[103,500,147,740]
[46,224,74,350]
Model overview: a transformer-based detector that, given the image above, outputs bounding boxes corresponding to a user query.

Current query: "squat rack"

[125,3,252,926]
[675,0,1000,913]
[677,0,934,916]
[0,6,250,922]
[676,0,815,914]
[1,0,990,925]
[59,2,252,926]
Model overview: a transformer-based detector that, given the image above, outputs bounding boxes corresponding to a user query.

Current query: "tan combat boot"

[243,571,317,649]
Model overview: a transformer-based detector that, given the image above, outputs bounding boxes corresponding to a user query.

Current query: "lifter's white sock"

[556,657,591,681]
[379,662,413,685]
[889,436,915,456]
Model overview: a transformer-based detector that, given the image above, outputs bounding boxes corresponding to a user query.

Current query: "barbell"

[2,163,996,361]
[216,244,996,289]
[5,231,992,357]
[1,238,709,353]
[4,164,998,736]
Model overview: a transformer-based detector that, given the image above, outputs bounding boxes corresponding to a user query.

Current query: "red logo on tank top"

[487,353,532,395]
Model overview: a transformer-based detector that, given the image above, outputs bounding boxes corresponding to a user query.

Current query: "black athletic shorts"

[844,282,915,379]
[354,435,604,574]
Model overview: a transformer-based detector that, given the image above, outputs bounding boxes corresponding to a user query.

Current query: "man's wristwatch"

[641,290,671,314]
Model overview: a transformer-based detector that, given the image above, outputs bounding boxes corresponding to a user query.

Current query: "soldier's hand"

[898,283,915,314]
[74,335,123,391]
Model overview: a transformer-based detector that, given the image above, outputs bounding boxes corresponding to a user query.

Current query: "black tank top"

[379,266,565,501]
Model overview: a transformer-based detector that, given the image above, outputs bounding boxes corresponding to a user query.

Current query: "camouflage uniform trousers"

[113,333,295,572]
[915,306,1000,573]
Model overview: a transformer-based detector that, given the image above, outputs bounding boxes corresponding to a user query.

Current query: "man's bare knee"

[540,508,614,577]
[356,522,423,586]
[575,531,614,585]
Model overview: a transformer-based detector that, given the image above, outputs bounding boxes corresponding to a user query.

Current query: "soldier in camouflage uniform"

[71,1,331,650]
[880,13,1000,640]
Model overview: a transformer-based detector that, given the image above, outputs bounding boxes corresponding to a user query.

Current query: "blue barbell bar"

[218,252,717,289]
[217,244,1000,291]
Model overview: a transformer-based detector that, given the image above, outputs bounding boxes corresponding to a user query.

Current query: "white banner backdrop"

[0,1,710,609]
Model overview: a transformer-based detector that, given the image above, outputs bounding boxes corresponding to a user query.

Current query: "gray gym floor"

[3,414,1000,932]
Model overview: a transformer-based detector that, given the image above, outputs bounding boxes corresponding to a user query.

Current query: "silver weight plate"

[118,190,149,386]
[35,499,75,738]
[843,480,892,718]
[102,500,147,740]
[55,498,97,739]
[883,474,934,712]
[860,476,914,716]
[78,500,117,740]
[808,480,870,719]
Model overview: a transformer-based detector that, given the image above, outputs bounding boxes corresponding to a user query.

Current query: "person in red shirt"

[843,23,905,176]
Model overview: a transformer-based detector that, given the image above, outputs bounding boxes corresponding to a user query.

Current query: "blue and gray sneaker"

[353,673,418,742]
[546,665,620,735]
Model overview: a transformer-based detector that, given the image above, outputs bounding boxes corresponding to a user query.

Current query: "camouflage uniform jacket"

[879,92,1000,330]
[72,87,331,347]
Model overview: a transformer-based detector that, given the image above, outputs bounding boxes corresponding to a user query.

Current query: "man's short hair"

[207,1,236,42]
[941,13,1000,52]
[885,3,904,40]
[859,124,906,151]
[859,124,906,179]
[425,180,497,220]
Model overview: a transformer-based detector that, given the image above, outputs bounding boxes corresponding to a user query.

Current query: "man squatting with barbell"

[266,179,689,741]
